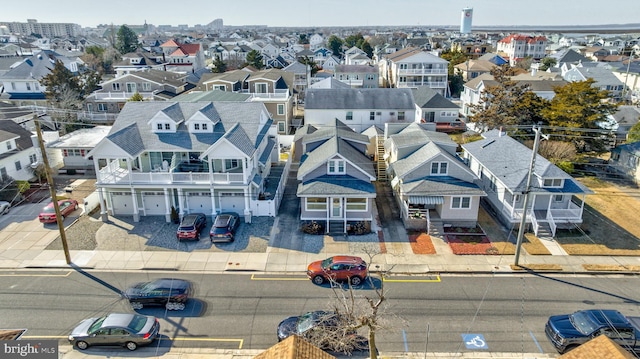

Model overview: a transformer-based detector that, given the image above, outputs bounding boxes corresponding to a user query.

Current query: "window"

[87,103,93,112]
[328,159,345,174]
[142,82,151,91]
[430,162,448,175]
[112,83,121,91]
[554,195,563,202]
[11,82,16,90]
[26,82,31,90]
[306,197,327,211]
[366,74,375,80]
[212,85,226,91]
[346,198,367,211]
[157,123,163,130]
[398,111,405,121]
[277,104,285,115]
[164,123,171,130]
[194,123,200,130]
[255,83,268,93]
[29,154,37,164]
[225,159,240,170]
[370,111,375,121]
[543,178,562,187]
[126,82,136,92]
[346,111,353,121]
[452,196,471,209]
[97,103,107,111]
[6,141,12,150]
[400,63,408,70]
[202,123,208,130]
[278,121,285,133]
[14,161,21,171]
[0,167,6,180]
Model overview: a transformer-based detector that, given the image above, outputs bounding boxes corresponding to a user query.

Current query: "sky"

[3,0,640,28]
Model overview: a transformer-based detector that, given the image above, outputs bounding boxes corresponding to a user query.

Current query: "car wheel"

[130,301,143,310]
[350,276,362,286]
[76,341,89,350]
[125,341,138,351]
[313,275,325,285]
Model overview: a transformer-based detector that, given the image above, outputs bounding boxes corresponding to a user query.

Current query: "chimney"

[498,126,504,137]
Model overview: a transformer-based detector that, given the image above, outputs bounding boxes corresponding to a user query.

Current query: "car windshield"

[569,311,599,335]
[320,257,334,269]
[127,315,148,332]
[214,216,230,228]
[42,205,55,213]
[88,316,106,334]
[296,312,317,334]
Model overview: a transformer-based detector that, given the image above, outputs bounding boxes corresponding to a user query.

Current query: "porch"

[97,166,246,185]
[503,200,585,237]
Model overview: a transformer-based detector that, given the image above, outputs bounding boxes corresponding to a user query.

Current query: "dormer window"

[431,162,448,175]
[202,123,208,130]
[157,123,162,130]
[164,123,171,130]
[194,123,200,130]
[328,159,345,174]
[543,178,563,188]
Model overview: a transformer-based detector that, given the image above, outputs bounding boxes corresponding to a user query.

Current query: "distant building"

[0,19,81,38]
[460,8,473,35]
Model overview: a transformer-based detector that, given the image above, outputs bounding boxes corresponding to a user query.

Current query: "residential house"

[308,77,351,90]
[609,141,640,183]
[113,50,166,77]
[450,39,492,59]
[309,34,324,50]
[344,46,368,65]
[84,69,191,120]
[454,59,496,81]
[378,47,448,95]
[496,34,548,66]
[477,53,508,66]
[411,86,462,132]
[462,130,593,237]
[384,123,485,229]
[159,39,206,73]
[333,65,379,88]
[282,61,310,100]
[88,101,279,223]
[599,105,640,145]
[548,48,590,68]
[313,47,333,67]
[198,68,295,135]
[0,50,83,101]
[0,119,38,181]
[296,119,376,234]
[562,65,625,101]
[46,126,110,173]
[304,88,416,133]
[612,60,640,104]
[321,55,340,72]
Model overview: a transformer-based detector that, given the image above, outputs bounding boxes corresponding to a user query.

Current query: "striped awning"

[409,196,444,205]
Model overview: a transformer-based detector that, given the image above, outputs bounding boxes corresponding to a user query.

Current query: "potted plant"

[170,206,180,224]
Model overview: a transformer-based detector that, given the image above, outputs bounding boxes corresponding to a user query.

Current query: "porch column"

[510,195,516,220]
[126,158,132,184]
[343,197,347,233]
[177,188,184,219]
[547,194,552,220]
[131,188,139,222]
[243,187,251,223]
[164,188,171,223]
[210,188,217,216]
[98,187,108,222]
[326,197,330,234]
[93,158,101,183]
[579,194,586,218]
[242,158,248,184]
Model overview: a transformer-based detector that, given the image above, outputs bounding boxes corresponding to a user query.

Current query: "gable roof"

[172,89,251,102]
[100,69,187,87]
[305,88,415,110]
[0,120,35,156]
[302,119,369,145]
[298,135,374,178]
[411,86,459,109]
[611,105,640,126]
[254,335,335,359]
[462,131,593,194]
[386,122,455,150]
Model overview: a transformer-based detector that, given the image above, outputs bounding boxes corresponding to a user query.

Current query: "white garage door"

[219,192,245,213]
[187,192,213,214]
[111,192,134,215]
[142,191,166,215]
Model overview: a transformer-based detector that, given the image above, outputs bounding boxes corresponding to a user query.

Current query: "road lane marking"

[529,330,543,353]
[0,271,72,277]
[250,274,308,281]
[382,274,441,282]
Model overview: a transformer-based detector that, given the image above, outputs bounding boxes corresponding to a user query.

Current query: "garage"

[219,192,245,213]
[186,192,213,214]
[110,191,135,215]
[142,191,166,215]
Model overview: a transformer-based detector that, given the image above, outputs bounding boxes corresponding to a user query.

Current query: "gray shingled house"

[462,130,593,237]
[296,119,376,234]
[88,101,279,223]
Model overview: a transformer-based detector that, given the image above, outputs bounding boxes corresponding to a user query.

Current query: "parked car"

[176,213,207,241]
[545,309,640,354]
[277,311,369,353]
[38,199,79,223]
[0,201,10,215]
[124,278,192,310]
[307,255,368,286]
[210,212,240,243]
[68,313,160,351]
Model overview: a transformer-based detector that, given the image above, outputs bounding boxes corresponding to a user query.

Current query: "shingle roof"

[386,123,455,150]
[172,90,251,102]
[297,174,376,196]
[462,131,593,194]
[298,136,374,179]
[305,88,415,110]
[253,334,335,359]
[411,86,459,109]
[401,176,486,196]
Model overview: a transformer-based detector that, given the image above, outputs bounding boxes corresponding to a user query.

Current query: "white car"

[0,201,10,215]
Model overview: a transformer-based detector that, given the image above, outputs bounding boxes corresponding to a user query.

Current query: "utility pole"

[34,115,71,264]
[514,125,547,266]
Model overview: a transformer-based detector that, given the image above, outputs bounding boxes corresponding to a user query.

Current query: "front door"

[331,198,342,218]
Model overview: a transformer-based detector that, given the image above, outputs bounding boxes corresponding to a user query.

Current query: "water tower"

[461,7,473,34]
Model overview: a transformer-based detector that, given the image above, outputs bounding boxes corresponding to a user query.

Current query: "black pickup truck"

[545,309,640,354]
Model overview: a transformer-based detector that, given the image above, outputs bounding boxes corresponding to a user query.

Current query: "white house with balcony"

[88,101,279,223]
[461,130,593,237]
[496,34,547,66]
[379,47,448,95]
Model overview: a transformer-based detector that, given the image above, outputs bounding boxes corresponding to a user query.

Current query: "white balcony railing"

[241,89,289,99]
[98,169,245,185]
[398,68,447,75]
[92,91,157,100]
[397,81,447,88]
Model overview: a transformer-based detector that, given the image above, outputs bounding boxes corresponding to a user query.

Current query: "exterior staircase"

[376,136,386,181]
[535,222,554,238]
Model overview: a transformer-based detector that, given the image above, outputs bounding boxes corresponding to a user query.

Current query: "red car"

[39,199,79,223]
[307,255,368,286]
